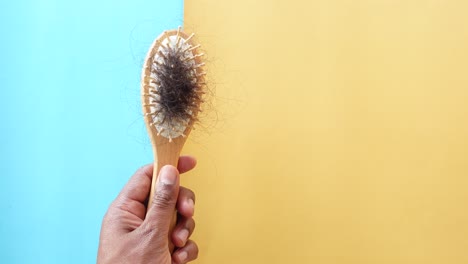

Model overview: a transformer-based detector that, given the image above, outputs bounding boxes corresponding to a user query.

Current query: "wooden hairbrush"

[140,26,205,242]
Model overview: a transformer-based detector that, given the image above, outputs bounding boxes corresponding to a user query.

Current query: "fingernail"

[178,251,188,262]
[178,229,189,244]
[188,198,195,215]
[159,166,176,185]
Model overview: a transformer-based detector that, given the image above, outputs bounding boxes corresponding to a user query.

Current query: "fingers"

[118,164,153,203]
[172,216,195,247]
[172,240,199,264]
[125,156,196,246]
[177,187,196,218]
[177,156,197,174]
[143,166,180,236]
[117,155,196,204]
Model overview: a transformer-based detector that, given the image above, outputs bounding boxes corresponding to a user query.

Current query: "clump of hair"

[143,30,206,141]
[152,43,203,125]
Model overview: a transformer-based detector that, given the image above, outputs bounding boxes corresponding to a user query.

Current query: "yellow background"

[183,1,468,263]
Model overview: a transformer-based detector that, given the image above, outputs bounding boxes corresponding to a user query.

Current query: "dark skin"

[97,156,199,264]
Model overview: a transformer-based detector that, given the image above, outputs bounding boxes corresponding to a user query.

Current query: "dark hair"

[150,41,204,127]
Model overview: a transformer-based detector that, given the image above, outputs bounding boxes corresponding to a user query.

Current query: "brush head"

[141,28,205,142]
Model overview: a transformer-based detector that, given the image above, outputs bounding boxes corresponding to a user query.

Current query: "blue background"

[0,1,183,262]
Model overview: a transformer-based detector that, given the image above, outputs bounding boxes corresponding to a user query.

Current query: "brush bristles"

[143,28,205,140]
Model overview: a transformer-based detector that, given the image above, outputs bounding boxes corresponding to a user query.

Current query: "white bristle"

[144,30,203,141]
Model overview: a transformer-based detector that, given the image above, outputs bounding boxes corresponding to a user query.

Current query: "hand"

[97,156,198,264]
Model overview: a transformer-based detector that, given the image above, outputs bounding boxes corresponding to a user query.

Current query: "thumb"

[144,165,180,237]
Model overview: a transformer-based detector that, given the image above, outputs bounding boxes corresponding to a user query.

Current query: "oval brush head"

[141,27,205,212]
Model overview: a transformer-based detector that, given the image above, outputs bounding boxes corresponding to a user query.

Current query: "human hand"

[97,156,198,264]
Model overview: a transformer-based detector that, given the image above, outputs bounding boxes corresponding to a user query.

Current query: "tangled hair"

[151,43,203,126]
[142,29,206,140]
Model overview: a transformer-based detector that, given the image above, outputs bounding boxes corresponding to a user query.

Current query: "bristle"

[142,29,205,140]
[157,50,167,60]
[175,27,182,47]
[183,53,204,62]
[183,44,201,53]
[144,29,206,141]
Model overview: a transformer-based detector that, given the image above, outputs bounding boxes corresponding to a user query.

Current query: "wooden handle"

[146,139,185,253]
[149,161,178,252]
[140,28,201,253]
[147,142,182,209]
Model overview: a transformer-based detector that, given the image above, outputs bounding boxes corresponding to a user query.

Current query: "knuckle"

[152,187,175,209]
[180,187,196,202]
[188,189,196,202]
[192,241,199,258]
[138,225,168,250]
[136,164,152,174]
[117,199,131,213]
[188,218,196,231]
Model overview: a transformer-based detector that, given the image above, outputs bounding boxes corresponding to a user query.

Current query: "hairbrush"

[141,27,205,212]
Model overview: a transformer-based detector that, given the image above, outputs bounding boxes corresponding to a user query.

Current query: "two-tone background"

[2,0,468,263]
